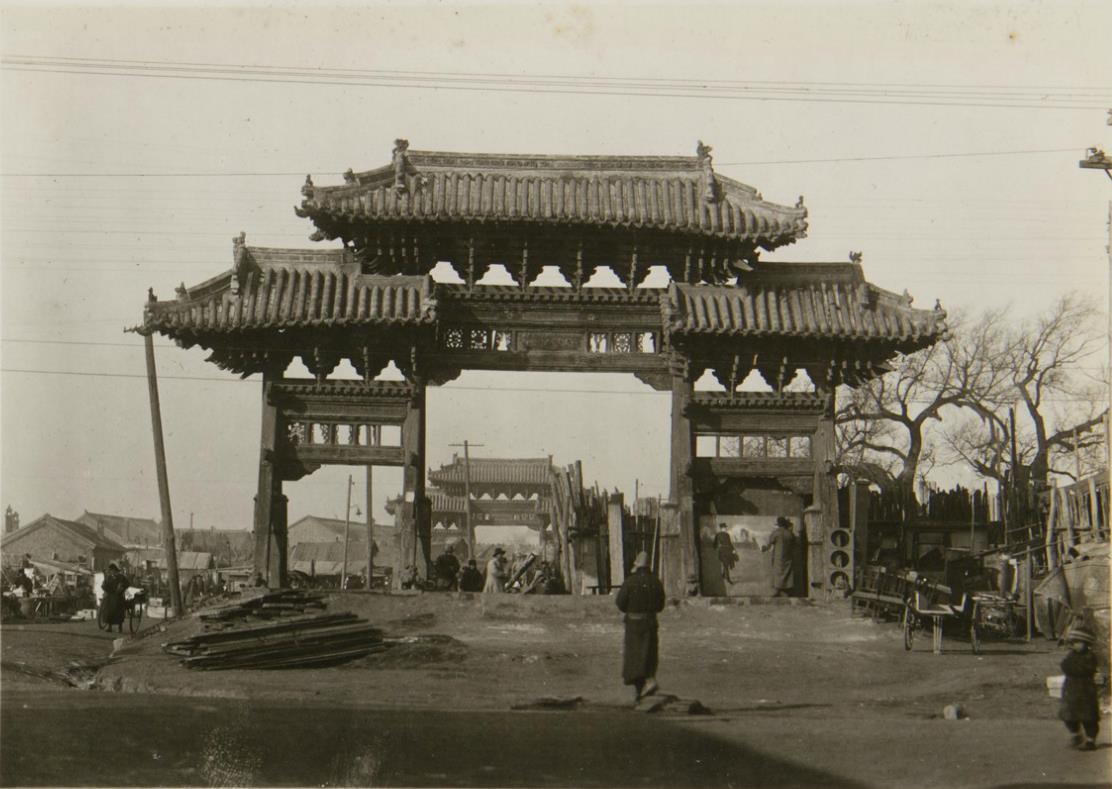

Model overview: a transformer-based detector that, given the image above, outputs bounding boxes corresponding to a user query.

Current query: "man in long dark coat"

[1059,624,1101,750]
[714,522,737,585]
[616,550,666,703]
[762,516,796,597]
[100,563,129,633]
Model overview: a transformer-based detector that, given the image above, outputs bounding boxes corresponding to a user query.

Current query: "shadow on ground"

[1,692,862,788]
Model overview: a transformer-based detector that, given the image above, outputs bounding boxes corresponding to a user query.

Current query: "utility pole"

[142,314,182,618]
[341,474,354,590]
[366,466,374,588]
[1079,114,1111,484]
[449,441,484,559]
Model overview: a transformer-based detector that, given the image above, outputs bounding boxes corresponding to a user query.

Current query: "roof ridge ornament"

[696,140,718,203]
[231,232,248,296]
[393,139,410,193]
[301,175,314,201]
[848,251,863,264]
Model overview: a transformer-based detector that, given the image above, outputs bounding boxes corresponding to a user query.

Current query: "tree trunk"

[895,424,925,519]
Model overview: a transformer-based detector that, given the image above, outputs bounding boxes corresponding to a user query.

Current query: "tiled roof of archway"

[429,457,555,487]
[296,144,808,246]
[667,262,946,344]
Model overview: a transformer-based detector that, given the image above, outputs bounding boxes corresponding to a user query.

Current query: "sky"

[2,2,1110,533]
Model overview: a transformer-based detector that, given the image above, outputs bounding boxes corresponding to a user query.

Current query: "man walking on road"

[616,550,666,704]
[762,516,796,597]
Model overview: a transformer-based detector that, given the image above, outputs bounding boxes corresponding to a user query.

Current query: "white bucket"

[1046,675,1065,699]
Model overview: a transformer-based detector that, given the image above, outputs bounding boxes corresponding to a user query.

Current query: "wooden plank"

[608,495,626,589]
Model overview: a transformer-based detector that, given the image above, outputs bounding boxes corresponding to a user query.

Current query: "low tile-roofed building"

[175,528,254,567]
[289,538,396,575]
[76,512,162,547]
[1,514,126,572]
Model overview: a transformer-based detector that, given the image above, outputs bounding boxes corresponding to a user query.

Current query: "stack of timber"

[164,590,386,669]
[197,589,327,624]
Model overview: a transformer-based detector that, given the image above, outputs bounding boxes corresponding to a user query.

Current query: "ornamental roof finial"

[343,168,356,184]
[393,139,410,192]
[696,140,718,203]
[301,175,314,199]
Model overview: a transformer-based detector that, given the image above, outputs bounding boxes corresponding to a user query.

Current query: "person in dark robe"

[434,546,461,591]
[616,550,666,703]
[1059,624,1102,751]
[458,559,484,592]
[713,523,738,585]
[762,516,796,597]
[100,563,129,633]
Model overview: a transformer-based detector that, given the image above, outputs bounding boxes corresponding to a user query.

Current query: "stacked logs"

[163,591,387,670]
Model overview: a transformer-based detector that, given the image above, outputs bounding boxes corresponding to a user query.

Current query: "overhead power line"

[0,148,1091,177]
[3,54,1110,111]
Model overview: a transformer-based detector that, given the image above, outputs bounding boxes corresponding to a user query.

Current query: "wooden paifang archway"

[139,142,947,596]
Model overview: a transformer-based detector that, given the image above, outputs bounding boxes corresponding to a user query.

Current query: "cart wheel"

[96,605,108,631]
[903,606,914,651]
[128,604,143,634]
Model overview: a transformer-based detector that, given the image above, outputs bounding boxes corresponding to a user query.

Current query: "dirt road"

[2,594,1108,788]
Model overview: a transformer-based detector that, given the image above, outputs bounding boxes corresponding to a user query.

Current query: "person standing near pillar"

[762,516,797,597]
[714,522,738,585]
[616,550,666,704]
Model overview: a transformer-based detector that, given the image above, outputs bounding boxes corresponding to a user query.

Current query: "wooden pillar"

[270,493,288,586]
[252,373,282,586]
[402,382,430,580]
[669,371,697,594]
[812,398,839,596]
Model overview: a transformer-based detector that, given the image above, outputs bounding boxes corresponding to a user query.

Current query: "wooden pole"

[448,441,484,561]
[143,331,182,617]
[366,465,374,587]
[463,441,474,558]
[1007,406,1018,546]
[1025,555,1033,642]
[341,475,353,590]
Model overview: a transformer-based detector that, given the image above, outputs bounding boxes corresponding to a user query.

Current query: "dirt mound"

[384,612,437,630]
[350,634,469,669]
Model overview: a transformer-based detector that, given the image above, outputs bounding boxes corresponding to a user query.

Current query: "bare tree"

[835,308,1010,507]
[942,293,1107,487]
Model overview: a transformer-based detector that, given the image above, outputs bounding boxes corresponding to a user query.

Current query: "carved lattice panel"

[444,328,464,349]
[469,328,490,350]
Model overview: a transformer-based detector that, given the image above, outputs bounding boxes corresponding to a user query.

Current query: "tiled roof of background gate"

[429,457,555,487]
[297,147,808,246]
[142,245,434,334]
[666,262,947,344]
